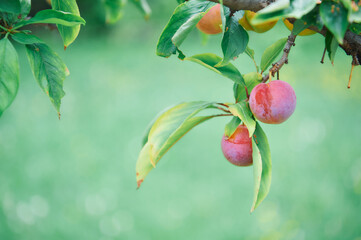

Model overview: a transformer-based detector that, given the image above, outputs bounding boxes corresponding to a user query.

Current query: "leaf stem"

[321,47,326,64]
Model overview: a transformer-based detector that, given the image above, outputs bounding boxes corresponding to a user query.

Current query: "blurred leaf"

[185,53,245,86]
[320,1,348,44]
[292,19,310,35]
[229,102,256,137]
[245,46,259,72]
[260,38,287,73]
[254,0,317,24]
[349,23,361,34]
[251,122,272,212]
[129,0,151,19]
[0,0,20,14]
[52,0,83,48]
[0,38,19,117]
[224,116,241,138]
[136,101,225,188]
[11,32,44,44]
[26,43,67,115]
[19,0,31,16]
[156,0,215,57]
[325,31,338,65]
[218,15,249,66]
[233,72,262,102]
[104,0,125,24]
[15,9,85,28]
[300,6,324,30]
[349,2,361,22]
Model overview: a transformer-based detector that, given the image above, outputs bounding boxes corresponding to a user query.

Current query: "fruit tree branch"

[262,33,297,83]
[209,0,361,62]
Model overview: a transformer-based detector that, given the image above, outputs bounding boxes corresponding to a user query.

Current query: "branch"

[262,33,297,83]
[212,0,361,61]
[208,0,275,12]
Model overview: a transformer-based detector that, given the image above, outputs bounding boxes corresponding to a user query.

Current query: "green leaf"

[349,23,361,34]
[0,38,19,117]
[349,3,361,22]
[136,101,225,187]
[224,116,241,138]
[260,38,287,73]
[11,32,44,45]
[218,15,249,66]
[16,9,85,28]
[0,0,21,14]
[52,0,83,48]
[325,31,338,65]
[320,1,348,44]
[228,102,256,137]
[25,43,67,115]
[291,19,310,35]
[20,0,31,16]
[245,46,259,72]
[185,53,245,86]
[103,0,125,24]
[253,0,317,24]
[233,72,262,102]
[129,0,151,19]
[156,0,215,58]
[251,122,272,213]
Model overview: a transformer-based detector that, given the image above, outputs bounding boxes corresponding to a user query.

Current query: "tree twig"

[262,33,297,83]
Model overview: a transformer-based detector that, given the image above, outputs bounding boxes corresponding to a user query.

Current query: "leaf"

[349,2,361,22]
[260,38,287,73]
[320,1,348,44]
[251,122,272,213]
[0,38,19,117]
[218,15,249,66]
[11,32,44,45]
[103,0,125,24]
[51,0,83,48]
[156,0,215,58]
[185,53,245,86]
[0,0,21,14]
[129,0,151,19]
[291,19,310,35]
[136,101,225,187]
[19,0,31,16]
[253,0,317,24]
[16,9,85,28]
[224,116,241,138]
[245,46,259,72]
[325,31,338,65]
[25,43,67,115]
[349,23,361,34]
[228,102,256,137]
[233,72,262,102]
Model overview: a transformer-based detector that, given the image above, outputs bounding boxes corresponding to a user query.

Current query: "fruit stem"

[321,47,326,64]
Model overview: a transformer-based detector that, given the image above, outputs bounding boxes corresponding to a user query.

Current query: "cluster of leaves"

[136,0,361,212]
[254,0,361,64]
[103,0,151,24]
[0,0,85,118]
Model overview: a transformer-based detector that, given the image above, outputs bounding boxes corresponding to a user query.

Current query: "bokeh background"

[1,1,361,239]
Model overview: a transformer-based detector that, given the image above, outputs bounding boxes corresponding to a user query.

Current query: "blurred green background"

[1,1,361,239]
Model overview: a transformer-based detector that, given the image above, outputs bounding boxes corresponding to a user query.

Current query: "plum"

[196,4,222,35]
[249,80,296,124]
[221,125,253,166]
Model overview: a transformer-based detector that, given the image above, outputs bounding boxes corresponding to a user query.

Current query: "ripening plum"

[245,11,278,33]
[249,80,296,124]
[221,125,253,166]
[196,4,222,35]
[238,14,254,31]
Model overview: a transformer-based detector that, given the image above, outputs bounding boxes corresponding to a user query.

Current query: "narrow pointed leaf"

[0,38,19,117]
[103,0,125,24]
[251,122,272,212]
[26,43,67,114]
[185,53,245,86]
[325,31,338,65]
[51,0,83,48]
[260,38,287,73]
[156,0,215,57]
[11,32,44,45]
[136,101,225,187]
[129,0,151,19]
